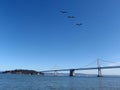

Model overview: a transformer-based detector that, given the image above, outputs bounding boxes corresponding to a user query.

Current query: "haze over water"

[0,74,120,90]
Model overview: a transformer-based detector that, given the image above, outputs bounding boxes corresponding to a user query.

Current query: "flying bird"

[67,16,75,18]
[76,23,83,26]
[60,10,83,28]
[60,11,67,14]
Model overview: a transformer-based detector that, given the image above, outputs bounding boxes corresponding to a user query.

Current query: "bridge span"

[40,59,120,77]
[41,65,120,77]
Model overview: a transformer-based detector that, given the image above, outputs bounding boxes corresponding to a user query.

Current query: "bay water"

[0,74,120,90]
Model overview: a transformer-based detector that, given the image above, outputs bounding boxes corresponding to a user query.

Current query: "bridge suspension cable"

[101,59,120,66]
[81,60,97,68]
[101,59,117,63]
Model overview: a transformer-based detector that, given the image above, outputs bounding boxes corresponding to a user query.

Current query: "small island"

[2,69,44,75]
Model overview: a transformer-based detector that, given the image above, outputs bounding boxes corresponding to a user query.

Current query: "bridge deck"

[41,66,120,72]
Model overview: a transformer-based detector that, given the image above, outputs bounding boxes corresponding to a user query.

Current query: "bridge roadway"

[41,65,120,76]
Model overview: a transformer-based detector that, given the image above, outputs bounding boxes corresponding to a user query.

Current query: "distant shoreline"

[2,69,44,75]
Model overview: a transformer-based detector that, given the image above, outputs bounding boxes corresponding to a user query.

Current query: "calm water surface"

[0,74,120,90]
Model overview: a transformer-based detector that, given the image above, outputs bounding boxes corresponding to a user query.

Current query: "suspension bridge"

[40,59,120,77]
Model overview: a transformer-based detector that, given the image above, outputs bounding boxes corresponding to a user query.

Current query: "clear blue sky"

[0,0,120,72]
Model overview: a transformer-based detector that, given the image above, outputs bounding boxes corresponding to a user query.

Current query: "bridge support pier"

[69,69,75,76]
[97,58,102,77]
[54,70,58,76]
[97,67,102,77]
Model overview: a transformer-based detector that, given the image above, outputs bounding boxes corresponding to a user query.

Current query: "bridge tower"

[97,58,102,77]
[53,65,58,76]
[69,69,75,76]
[54,70,58,76]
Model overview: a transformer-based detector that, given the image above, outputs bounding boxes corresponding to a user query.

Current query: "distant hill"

[2,69,44,75]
